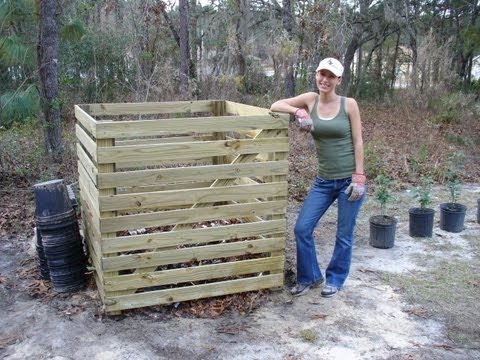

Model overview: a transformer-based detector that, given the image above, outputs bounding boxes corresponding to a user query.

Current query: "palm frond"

[0,85,39,128]
[61,19,87,42]
[0,35,33,66]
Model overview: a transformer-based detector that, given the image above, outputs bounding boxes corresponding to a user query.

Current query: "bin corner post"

[97,137,121,315]
[212,100,227,166]
[269,126,288,290]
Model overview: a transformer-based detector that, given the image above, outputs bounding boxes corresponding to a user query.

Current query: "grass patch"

[382,245,480,348]
[298,328,318,343]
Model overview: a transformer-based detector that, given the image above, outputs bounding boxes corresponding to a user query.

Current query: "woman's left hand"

[345,173,366,201]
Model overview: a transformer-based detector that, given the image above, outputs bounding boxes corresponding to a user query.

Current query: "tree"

[38,0,63,158]
[179,0,191,98]
[282,0,295,97]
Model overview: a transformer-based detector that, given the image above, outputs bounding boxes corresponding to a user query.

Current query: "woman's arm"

[346,97,364,175]
[270,92,316,115]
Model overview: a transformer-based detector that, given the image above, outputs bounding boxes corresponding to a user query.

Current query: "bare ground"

[1,183,479,360]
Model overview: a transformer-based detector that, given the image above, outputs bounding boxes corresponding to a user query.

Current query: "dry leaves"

[0,335,23,349]
[405,307,428,318]
[174,291,268,319]
[309,313,328,320]
[26,279,51,297]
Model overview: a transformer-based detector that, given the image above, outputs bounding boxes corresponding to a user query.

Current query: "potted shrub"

[440,152,467,233]
[409,176,435,237]
[369,174,397,249]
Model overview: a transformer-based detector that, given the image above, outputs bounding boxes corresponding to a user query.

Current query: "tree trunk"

[179,0,190,99]
[38,0,63,160]
[234,0,247,92]
[282,0,295,97]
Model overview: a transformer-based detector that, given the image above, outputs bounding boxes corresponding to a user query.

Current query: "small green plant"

[445,152,465,204]
[374,174,394,216]
[364,142,387,179]
[413,176,433,209]
[298,328,317,343]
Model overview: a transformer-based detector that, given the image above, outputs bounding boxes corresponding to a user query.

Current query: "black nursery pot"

[369,215,397,249]
[409,207,435,238]
[439,202,467,233]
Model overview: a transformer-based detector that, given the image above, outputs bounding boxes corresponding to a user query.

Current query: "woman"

[270,57,366,298]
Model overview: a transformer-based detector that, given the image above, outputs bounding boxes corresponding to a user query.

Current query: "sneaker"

[321,285,339,298]
[290,278,324,297]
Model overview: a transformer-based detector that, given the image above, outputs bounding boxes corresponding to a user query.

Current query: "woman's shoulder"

[300,91,318,103]
[344,97,359,110]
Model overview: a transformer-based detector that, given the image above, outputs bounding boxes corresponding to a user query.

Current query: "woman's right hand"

[294,109,313,132]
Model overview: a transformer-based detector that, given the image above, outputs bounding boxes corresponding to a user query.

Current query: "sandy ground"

[1,186,479,360]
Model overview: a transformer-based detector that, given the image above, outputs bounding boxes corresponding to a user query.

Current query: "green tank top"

[310,96,355,179]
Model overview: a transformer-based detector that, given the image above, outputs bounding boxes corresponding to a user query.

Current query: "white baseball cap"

[315,57,344,77]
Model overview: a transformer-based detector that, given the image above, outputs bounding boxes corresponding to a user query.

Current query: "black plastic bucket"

[35,227,50,280]
[33,179,86,293]
[34,179,74,218]
[369,215,397,249]
[440,203,467,233]
[409,208,435,238]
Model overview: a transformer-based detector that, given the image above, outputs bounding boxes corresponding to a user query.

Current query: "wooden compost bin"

[74,100,290,313]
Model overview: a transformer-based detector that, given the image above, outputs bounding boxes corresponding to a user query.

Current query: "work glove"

[294,108,313,132]
[345,173,366,201]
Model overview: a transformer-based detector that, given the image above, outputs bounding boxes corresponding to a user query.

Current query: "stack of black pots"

[34,179,86,293]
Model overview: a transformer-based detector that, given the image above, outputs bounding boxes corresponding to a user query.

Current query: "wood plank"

[94,115,289,139]
[75,124,97,163]
[74,105,97,138]
[102,218,285,253]
[115,157,214,170]
[86,100,214,116]
[99,182,287,212]
[225,101,285,117]
[105,255,284,291]
[100,199,287,233]
[102,237,284,272]
[96,137,289,164]
[116,182,213,195]
[78,162,100,221]
[116,136,201,146]
[98,160,288,189]
[76,144,97,187]
[105,273,283,312]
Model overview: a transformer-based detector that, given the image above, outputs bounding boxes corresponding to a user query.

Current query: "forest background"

[0,0,479,233]
[1,2,480,358]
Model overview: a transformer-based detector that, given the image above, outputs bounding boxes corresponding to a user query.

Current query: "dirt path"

[1,186,479,360]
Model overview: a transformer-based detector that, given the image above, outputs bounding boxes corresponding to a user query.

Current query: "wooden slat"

[115,136,201,146]
[94,115,288,139]
[101,218,285,253]
[225,101,276,116]
[105,255,284,291]
[99,182,287,212]
[115,157,214,170]
[78,161,100,220]
[76,124,98,163]
[116,182,213,195]
[76,143,97,187]
[96,137,289,164]
[74,105,97,138]
[105,273,284,312]
[100,199,286,233]
[98,160,288,189]
[102,237,284,272]
[85,100,214,116]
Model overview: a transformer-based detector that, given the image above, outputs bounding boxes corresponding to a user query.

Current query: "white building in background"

[472,55,480,80]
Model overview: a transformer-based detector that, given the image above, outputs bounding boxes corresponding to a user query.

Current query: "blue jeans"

[293,176,366,288]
